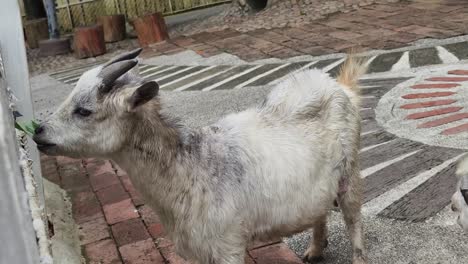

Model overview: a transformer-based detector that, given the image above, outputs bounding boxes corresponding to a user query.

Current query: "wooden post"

[97,14,126,43]
[23,18,49,49]
[73,25,106,59]
[39,38,71,56]
[132,12,169,47]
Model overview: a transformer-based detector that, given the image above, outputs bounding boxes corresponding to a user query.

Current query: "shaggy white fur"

[34,50,368,264]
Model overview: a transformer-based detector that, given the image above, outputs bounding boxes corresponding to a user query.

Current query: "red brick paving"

[406,106,463,120]
[103,198,139,225]
[426,77,468,82]
[250,243,303,264]
[418,113,468,128]
[29,1,468,75]
[94,2,468,64]
[112,218,150,247]
[78,216,110,245]
[400,99,457,109]
[448,70,468,75]
[84,239,122,264]
[411,83,460,89]
[96,183,130,206]
[90,172,121,191]
[72,191,104,224]
[442,123,468,135]
[120,239,165,264]
[403,69,468,136]
[402,92,455,99]
[158,245,192,264]
[42,154,303,263]
[142,1,468,62]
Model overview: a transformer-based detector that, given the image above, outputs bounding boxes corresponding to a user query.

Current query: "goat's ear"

[127,81,159,110]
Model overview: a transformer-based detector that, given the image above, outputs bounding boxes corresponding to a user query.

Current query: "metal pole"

[42,0,60,38]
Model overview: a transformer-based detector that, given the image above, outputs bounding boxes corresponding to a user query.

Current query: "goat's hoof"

[352,259,367,264]
[303,255,324,263]
[352,255,368,264]
[324,239,329,248]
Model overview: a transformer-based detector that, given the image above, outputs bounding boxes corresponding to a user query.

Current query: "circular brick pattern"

[376,65,468,150]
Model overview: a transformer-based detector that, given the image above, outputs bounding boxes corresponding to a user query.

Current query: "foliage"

[15,120,40,137]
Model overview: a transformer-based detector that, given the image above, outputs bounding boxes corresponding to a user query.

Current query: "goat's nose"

[34,125,44,135]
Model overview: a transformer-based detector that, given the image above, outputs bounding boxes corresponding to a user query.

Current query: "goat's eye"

[74,107,92,117]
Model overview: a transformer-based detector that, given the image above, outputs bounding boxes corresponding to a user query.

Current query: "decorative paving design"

[49,60,342,90]
[49,41,468,92]
[353,77,464,222]
[377,66,468,150]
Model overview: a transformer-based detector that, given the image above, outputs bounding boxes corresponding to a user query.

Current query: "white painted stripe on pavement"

[324,58,346,72]
[150,66,196,82]
[361,150,420,178]
[175,66,235,91]
[63,76,80,84]
[303,60,319,69]
[365,55,377,67]
[436,46,459,64]
[203,65,263,91]
[139,65,163,74]
[138,64,153,71]
[362,154,463,216]
[234,64,291,89]
[391,51,410,71]
[57,72,86,81]
[160,66,216,89]
[58,64,152,82]
[360,139,395,153]
[360,129,378,136]
[64,65,168,86]
[144,66,179,78]
[268,61,320,86]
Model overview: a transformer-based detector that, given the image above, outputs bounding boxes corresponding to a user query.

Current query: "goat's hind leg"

[338,174,367,264]
[303,214,328,263]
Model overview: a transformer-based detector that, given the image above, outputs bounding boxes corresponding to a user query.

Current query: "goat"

[452,154,468,233]
[33,49,368,264]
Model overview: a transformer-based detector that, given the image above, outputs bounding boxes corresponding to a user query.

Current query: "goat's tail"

[336,54,368,108]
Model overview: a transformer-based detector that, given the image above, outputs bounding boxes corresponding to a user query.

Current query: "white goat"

[452,154,468,233]
[34,49,368,264]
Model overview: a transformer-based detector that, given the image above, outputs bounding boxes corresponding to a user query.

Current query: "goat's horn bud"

[98,60,138,93]
[104,48,143,67]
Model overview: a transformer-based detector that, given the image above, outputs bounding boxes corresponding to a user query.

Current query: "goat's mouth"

[36,142,57,152]
[33,138,57,152]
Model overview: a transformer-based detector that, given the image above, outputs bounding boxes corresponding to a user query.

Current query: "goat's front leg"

[338,174,367,264]
[303,214,328,263]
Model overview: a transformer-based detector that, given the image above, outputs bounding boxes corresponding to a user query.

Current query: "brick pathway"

[41,154,303,264]
[143,0,468,62]
[29,1,468,76]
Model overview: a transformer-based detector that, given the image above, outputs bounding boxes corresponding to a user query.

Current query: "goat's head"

[33,48,160,158]
[451,155,468,233]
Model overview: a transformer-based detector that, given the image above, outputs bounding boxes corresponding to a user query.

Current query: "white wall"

[0,0,44,263]
[0,75,40,264]
[1,0,44,202]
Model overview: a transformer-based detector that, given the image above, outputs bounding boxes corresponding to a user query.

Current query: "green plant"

[15,120,40,137]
